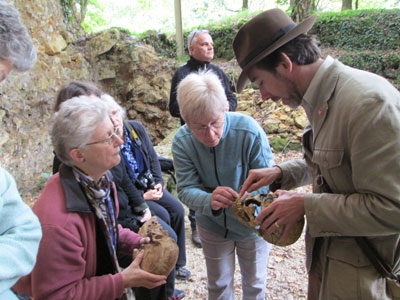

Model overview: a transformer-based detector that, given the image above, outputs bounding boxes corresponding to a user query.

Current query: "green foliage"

[81,0,107,33]
[309,9,400,89]
[311,9,400,50]
[138,31,177,58]
[61,0,75,22]
[269,137,302,153]
[336,51,400,89]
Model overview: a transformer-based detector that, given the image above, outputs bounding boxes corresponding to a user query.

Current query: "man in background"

[169,28,237,249]
[235,8,400,299]
[0,1,42,299]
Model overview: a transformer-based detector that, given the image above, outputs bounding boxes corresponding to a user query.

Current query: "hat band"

[239,22,297,69]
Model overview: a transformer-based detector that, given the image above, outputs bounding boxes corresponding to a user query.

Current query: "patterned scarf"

[72,167,135,300]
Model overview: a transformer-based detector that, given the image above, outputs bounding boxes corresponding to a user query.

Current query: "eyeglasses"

[189,119,224,134]
[85,127,120,146]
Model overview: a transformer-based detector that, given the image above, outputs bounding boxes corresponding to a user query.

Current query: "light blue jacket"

[172,112,274,240]
[0,166,42,300]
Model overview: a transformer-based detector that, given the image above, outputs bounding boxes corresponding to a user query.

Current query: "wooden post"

[174,0,184,58]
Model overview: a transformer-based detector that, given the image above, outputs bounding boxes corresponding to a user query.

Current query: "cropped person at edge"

[0,1,42,299]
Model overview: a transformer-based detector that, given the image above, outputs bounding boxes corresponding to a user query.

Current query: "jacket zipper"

[211,147,228,238]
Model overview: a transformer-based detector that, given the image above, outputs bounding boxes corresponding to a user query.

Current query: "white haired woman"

[14,96,166,300]
[172,70,274,300]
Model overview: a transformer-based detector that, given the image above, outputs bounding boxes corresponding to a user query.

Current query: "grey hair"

[100,93,127,119]
[177,69,227,123]
[0,0,37,71]
[187,28,210,55]
[51,96,109,166]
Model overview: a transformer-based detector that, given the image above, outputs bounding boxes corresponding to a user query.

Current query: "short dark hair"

[255,34,321,73]
[54,81,102,112]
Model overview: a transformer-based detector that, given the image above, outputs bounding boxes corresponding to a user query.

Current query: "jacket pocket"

[327,237,371,267]
[323,238,383,300]
[311,148,352,192]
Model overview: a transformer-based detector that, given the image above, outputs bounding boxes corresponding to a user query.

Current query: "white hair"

[177,70,227,123]
[101,93,127,119]
[187,28,210,55]
[0,0,36,71]
[51,96,109,166]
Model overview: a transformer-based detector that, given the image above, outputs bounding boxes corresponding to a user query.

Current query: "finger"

[255,205,274,224]
[279,223,293,242]
[264,219,280,234]
[132,250,144,265]
[217,187,238,201]
[144,278,167,289]
[239,178,254,196]
[226,187,239,199]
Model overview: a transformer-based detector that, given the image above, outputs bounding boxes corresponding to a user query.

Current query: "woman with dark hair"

[101,94,191,287]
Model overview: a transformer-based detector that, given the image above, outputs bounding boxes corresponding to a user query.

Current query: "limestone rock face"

[231,193,304,246]
[2,0,178,200]
[134,217,179,276]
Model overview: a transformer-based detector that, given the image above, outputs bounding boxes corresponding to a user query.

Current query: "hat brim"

[236,14,317,93]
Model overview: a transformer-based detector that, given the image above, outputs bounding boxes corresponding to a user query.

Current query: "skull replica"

[133,217,179,275]
[231,193,304,246]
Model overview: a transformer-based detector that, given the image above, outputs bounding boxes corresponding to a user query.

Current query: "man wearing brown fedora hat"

[235,8,400,300]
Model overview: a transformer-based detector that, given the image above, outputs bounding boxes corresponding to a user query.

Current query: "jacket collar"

[302,56,340,143]
[59,164,93,213]
[188,56,210,69]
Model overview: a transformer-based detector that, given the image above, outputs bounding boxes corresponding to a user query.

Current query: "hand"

[255,190,305,242]
[143,184,163,200]
[211,186,239,210]
[121,250,167,289]
[140,208,152,223]
[139,237,150,244]
[240,166,282,196]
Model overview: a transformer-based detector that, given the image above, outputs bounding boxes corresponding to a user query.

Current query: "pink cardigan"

[14,170,143,300]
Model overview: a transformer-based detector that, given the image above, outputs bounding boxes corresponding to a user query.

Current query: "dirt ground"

[175,150,312,300]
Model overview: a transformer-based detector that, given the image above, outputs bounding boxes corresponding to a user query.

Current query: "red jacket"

[14,165,142,300]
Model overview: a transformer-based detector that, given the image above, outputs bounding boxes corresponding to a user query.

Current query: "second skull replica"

[231,193,304,246]
[133,217,179,275]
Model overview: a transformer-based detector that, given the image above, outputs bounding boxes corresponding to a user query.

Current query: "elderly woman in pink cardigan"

[14,96,166,300]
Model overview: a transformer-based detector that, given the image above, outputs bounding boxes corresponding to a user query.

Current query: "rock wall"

[1,0,178,199]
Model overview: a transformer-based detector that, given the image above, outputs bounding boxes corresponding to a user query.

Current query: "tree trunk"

[291,0,311,23]
[342,0,352,10]
[290,0,296,6]
[311,0,319,11]
[242,0,248,10]
[355,0,359,9]
[80,0,89,22]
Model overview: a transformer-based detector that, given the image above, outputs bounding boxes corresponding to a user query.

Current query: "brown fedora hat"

[233,8,317,92]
